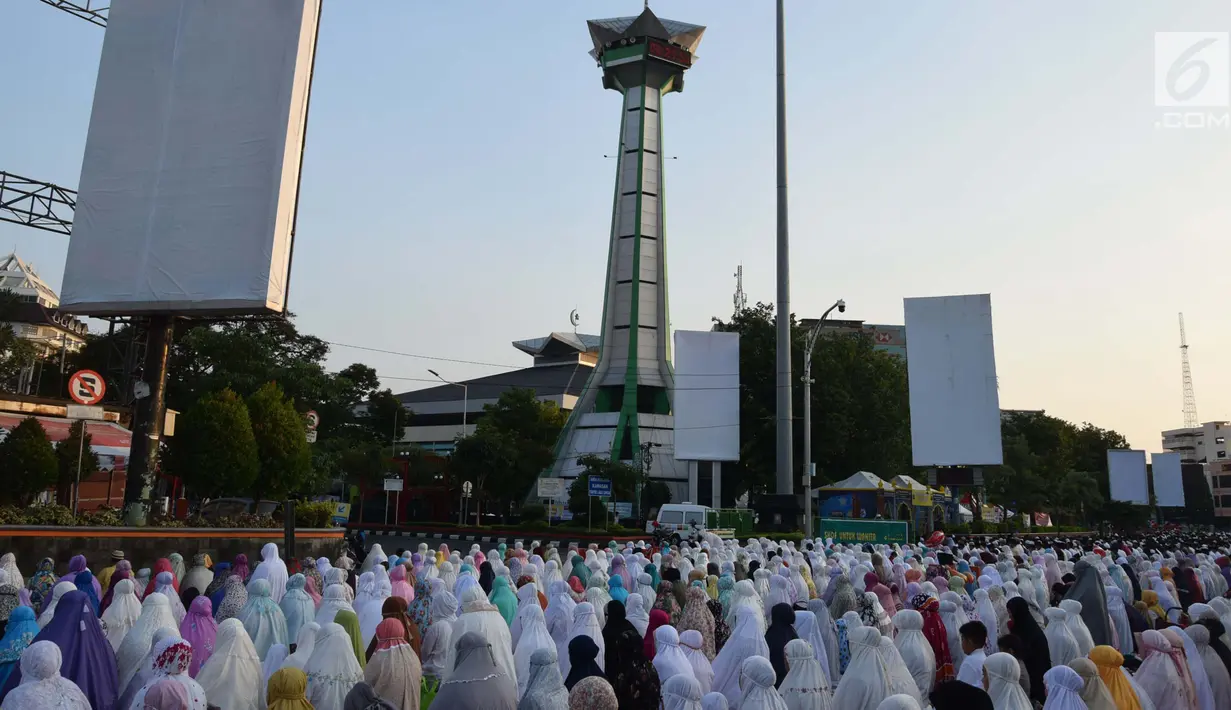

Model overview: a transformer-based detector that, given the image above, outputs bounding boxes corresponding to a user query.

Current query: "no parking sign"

[68,370,106,405]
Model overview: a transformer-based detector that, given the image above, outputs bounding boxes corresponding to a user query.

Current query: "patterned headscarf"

[677,585,716,659]
[914,594,955,683]
[215,575,248,622]
[25,558,56,614]
[406,572,433,637]
[300,557,324,595]
[653,581,682,626]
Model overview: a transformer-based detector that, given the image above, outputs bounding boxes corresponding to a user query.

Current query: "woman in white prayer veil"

[280,621,320,672]
[325,568,353,603]
[805,599,840,684]
[972,588,998,654]
[197,618,263,710]
[754,568,773,603]
[1163,626,1215,710]
[662,673,704,710]
[738,655,790,710]
[510,582,542,648]
[36,581,75,628]
[303,622,364,710]
[0,641,91,710]
[712,604,771,707]
[767,576,794,619]
[514,605,555,699]
[154,571,186,625]
[1150,577,1183,624]
[1187,624,1231,708]
[833,627,918,710]
[680,629,715,694]
[1043,607,1081,667]
[877,636,922,704]
[626,593,650,637]
[248,542,290,603]
[518,647,569,710]
[790,610,832,686]
[353,571,378,611]
[117,627,181,710]
[653,625,695,685]
[1106,585,1135,656]
[779,639,833,710]
[261,643,289,698]
[561,601,604,680]
[447,583,517,683]
[638,572,658,611]
[542,560,563,590]
[1042,665,1089,710]
[729,580,767,634]
[116,592,179,692]
[315,583,354,626]
[545,581,576,666]
[360,543,387,575]
[100,578,142,651]
[1058,599,1095,656]
[1135,629,1194,710]
[890,610,935,699]
[420,589,457,680]
[984,651,1033,710]
[936,599,966,670]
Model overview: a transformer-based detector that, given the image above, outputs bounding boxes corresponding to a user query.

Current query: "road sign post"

[586,478,611,532]
[66,404,105,515]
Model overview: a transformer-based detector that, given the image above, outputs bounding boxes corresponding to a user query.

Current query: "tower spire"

[1180,312,1199,428]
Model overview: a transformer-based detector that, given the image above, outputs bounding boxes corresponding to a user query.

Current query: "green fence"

[707,508,754,536]
[816,518,909,545]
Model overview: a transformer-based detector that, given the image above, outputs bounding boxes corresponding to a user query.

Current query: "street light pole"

[773,0,794,497]
[802,299,845,539]
[429,369,470,523]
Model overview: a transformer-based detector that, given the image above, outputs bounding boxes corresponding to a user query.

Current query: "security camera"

[837,300,846,313]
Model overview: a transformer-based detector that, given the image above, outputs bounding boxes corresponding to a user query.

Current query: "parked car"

[197,498,282,520]
[646,502,711,544]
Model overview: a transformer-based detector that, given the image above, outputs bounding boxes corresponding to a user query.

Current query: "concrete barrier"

[0,527,346,574]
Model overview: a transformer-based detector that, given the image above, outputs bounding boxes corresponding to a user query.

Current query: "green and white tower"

[549,9,705,503]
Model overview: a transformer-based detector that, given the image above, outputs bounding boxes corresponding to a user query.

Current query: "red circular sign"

[68,370,106,405]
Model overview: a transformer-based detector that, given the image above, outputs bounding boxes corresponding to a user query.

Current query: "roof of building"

[818,471,889,491]
[512,332,600,357]
[0,253,58,306]
[587,8,705,56]
[396,361,592,405]
[3,301,87,337]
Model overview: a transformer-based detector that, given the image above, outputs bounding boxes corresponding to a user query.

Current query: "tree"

[0,290,36,392]
[0,417,57,504]
[447,388,568,517]
[359,389,412,445]
[564,454,642,525]
[169,388,259,499]
[55,420,100,507]
[247,382,313,500]
[711,302,912,498]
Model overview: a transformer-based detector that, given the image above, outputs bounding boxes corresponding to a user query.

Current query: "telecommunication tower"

[733,264,747,318]
[1180,312,1199,428]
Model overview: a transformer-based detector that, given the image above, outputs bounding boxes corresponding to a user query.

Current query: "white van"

[648,503,711,542]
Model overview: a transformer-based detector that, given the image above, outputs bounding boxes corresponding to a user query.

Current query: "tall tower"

[548,9,705,500]
[1180,312,1199,428]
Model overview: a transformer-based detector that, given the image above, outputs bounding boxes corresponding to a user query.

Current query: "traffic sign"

[305,431,318,444]
[587,477,611,497]
[462,480,473,498]
[68,370,106,405]
[305,410,320,430]
[537,478,566,498]
[66,405,106,421]
[383,477,403,492]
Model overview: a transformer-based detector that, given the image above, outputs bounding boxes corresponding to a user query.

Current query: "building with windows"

[1161,421,1231,464]
[395,332,598,454]
[800,318,907,359]
[0,253,88,356]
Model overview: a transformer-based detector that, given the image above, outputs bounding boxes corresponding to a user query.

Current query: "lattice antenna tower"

[1180,312,1199,428]
[733,264,747,318]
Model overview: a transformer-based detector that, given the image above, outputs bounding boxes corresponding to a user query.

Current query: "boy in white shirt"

[956,620,988,688]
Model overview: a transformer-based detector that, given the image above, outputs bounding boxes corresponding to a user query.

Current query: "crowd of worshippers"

[0,532,1229,710]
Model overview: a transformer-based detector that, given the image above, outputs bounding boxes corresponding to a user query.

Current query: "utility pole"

[802,300,845,539]
[773,0,794,497]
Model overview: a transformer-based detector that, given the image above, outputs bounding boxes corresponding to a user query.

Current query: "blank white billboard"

[1151,452,1185,507]
[60,0,321,316]
[673,330,739,461]
[1108,449,1149,505]
[904,294,1002,466]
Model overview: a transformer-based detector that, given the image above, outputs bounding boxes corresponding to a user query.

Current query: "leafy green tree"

[247,382,313,499]
[0,290,36,392]
[563,454,643,524]
[0,417,57,504]
[55,420,100,507]
[359,389,412,445]
[450,428,514,522]
[711,302,911,498]
[170,388,259,498]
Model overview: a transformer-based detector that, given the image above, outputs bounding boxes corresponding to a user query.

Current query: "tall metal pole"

[774,0,794,496]
[802,300,844,539]
[124,314,174,525]
[73,419,85,516]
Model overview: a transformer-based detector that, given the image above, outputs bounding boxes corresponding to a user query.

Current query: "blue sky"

[3,1,1231,452]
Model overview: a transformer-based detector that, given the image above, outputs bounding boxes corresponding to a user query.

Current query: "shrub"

[23,504,76,526]
[77,506,123,527]
[520,504,547,524]
[294,501,337,528]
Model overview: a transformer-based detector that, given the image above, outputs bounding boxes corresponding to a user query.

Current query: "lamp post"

[802,299,845,539]
[429,369,469,524]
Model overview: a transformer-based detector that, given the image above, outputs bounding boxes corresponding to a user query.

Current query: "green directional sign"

[818,518,909,545]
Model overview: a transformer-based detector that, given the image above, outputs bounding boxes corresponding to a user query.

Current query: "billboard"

[904,294,1002,466]
[1152,452,1185,507]
[673,330,740,461]
[817,518,909,545]
[60,0,322,315]
[1108,449,1149,505]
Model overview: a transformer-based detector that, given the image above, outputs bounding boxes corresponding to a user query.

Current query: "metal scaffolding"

[36,0,108,27]
[0,171,77,235]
